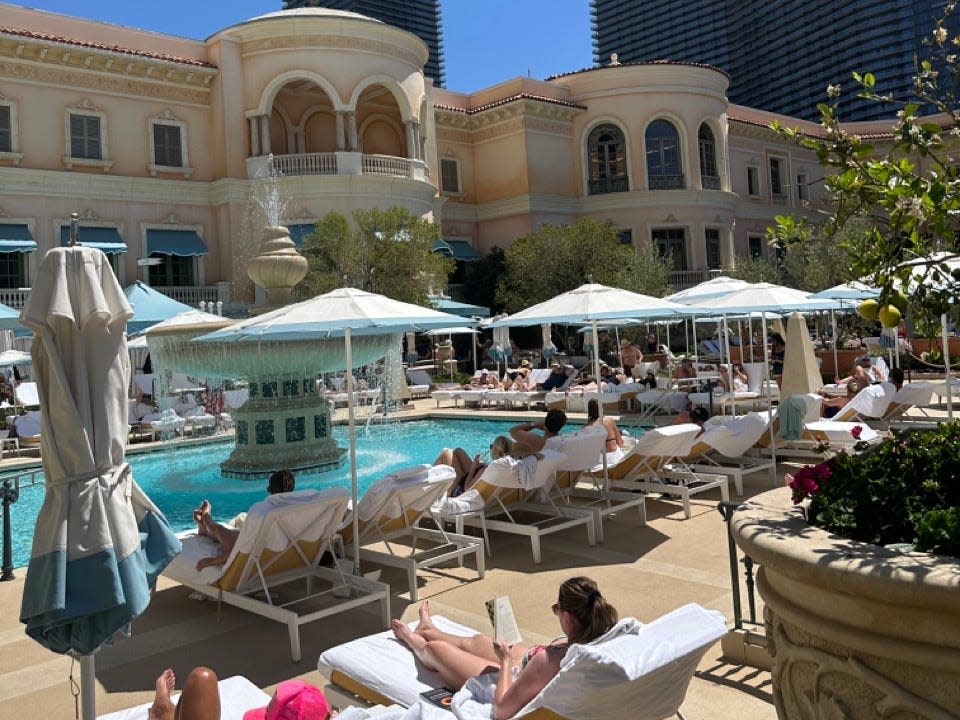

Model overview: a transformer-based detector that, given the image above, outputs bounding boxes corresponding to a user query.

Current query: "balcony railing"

[588,177,630,195]
[362,154,412,177]
[154,285,221,306]
[648,174,685,190]
[668,268,722,289]
[271,153,337,176]
[702,175,721,190]
[0,289,30,309]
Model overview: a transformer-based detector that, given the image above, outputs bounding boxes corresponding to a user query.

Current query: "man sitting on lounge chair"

[191,469,296,571]
[538,362,570,392]
[509,408,567,452]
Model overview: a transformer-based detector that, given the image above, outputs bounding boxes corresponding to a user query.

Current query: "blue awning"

[146,229,208,256]
[59,226,127,254]
[432,239,482,262]
[286,223,316,247]
[430,296,490,318]
[0,224,37,253]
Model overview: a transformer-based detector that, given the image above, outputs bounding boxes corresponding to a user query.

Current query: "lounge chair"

[405,369,432,399]
[97,675,270,720]
[14,381,39,407]
[760,394,881,458]
[586,424,729,519]
[177,392,217,434]
[688,412,776,493]
[318,603,728,720]
[548,429,647,542]
[12,409,42,449]
[162,487,391,662]
[340,464,484,601]
[431,448,598,564]
[830,384,891,422]
[876,381,938,427]
[137,407,186,439]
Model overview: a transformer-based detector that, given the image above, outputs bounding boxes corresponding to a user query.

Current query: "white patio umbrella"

[780,312,824,398]
[196,287,465,571]
[494,283,701,485]
[664,276,752,304]
[811,282,880,376]
[19,246,181,720]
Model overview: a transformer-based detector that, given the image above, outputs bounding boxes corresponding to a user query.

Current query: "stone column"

[404,120,419,159]
[347,112,358,152]
[335,111,346,151]
[259,114,271,156]
[249,116,261,157]
[722,222,736,268]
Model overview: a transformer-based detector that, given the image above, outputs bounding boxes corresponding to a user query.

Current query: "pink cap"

[243,680,330,720]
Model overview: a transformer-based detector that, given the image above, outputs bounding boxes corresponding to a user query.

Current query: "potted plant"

[731,424,960,719]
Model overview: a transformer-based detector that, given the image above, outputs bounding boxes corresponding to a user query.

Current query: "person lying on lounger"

[509,408,567,452]
[434,436,512,496]
[390,576,618,720]
[191,469,296,571]
[148,667,336,720]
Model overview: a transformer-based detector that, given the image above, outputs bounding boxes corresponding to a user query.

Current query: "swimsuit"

[521,637,567,669]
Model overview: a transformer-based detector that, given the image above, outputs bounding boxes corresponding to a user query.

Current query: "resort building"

[591,0,958,122]
[0,3,893,312]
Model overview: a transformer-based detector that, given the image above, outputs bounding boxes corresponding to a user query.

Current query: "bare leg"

[392,621,495,690]
[174,667,220,720]
[410,601,506,663]
[148,669,176,720]
[433,447,455,466]
[198,514,239,557]
[192,501,212,538]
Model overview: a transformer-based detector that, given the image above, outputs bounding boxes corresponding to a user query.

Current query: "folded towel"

[776,395,808,440]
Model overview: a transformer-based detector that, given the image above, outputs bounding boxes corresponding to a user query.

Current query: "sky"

[10,1,595,93]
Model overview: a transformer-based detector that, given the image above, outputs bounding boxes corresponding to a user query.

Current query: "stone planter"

[731,488,960,720]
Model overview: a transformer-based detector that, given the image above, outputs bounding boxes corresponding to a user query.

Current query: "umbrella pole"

[943,313,954,421]
[80,652,96,720]
[591,320,609,491]
[691,318,698,361]
[761,315,778,484]
[345,327,361,574]
[831,310,839,382]
[472,324,477,374]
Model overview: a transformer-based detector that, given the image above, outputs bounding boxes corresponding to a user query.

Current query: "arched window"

[645,119,683,189]
[698,123,720,189]
[587,124,628,195]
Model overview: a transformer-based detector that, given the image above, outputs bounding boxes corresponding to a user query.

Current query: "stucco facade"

[0,4,895,310]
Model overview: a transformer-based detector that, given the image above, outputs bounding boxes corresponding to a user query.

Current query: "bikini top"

[521,637,568,669]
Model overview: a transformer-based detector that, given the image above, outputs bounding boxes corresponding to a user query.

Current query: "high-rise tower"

[591,0,957,121]
[282,1,444,87]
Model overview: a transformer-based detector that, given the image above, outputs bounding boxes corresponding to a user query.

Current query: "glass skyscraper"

[591,0,957,121]
[282,0,445,87]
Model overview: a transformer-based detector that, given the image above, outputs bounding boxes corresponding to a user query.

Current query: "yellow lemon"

[878,304,901,328]
[890,290,909,313]
[858,299,879,320]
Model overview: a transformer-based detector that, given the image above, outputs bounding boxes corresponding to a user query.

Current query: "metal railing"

[588,177,630,195]
[153,285,219,305]
[361,154,412,177]
[668,268,722,289]
[702,175,721,190]
[0,289,30,309]
[1,468,43,581]
[648,174,685,190]
[718,500,765,640]
[271,152,337,176]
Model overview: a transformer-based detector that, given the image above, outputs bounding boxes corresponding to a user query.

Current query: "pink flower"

[851,425,863,440]
[786,462,828,503]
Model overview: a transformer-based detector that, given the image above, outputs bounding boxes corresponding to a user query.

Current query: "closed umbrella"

[19,247,181,720]
[780,312,824,398]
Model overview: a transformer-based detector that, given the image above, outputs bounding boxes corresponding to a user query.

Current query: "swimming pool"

[7,418,518,568]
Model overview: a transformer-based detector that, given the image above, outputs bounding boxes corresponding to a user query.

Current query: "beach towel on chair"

[777,394,813,440]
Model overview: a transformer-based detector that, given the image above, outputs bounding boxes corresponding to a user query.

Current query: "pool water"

[7,418,517,568]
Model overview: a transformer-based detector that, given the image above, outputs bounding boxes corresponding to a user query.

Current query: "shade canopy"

[19,246,179,659]
[429,296,490,318]
[424,326,478,336]
[0,299,22,331]
[145,229,208,256]
[432,239,482,262]
[780,312,824,397]
[59,226,127,254]
[695,282,840,315]
[492,283,697,327]
[810,281,879,301]
[664,276,752,304]
[0,223,38,253]
[0,349,32,366]
[124,281,195,334]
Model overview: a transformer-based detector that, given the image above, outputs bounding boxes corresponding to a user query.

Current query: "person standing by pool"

[509,408,567,452]
[619,339,642,379]
[191,469,296,571]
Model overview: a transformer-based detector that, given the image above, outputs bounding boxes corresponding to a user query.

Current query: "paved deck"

[1,391,950,718]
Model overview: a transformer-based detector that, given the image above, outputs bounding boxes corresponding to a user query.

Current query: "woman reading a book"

[391,576,618,720]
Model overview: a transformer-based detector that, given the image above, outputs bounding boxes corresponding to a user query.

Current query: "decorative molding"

[0,60,212,106]
[242,35,423,70]
[435,97,581,134]
[162,213,181,224]
[80,208,100,220]
[156,108,177,121]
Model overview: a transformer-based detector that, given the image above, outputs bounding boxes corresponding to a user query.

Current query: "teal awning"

[59,226,127,254]
[432,239,482,262]
[286,223,315,247]
[430,296,490,318]
[0,224,37,253]
[146,229,208,256]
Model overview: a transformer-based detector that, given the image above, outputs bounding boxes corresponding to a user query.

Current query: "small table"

[1,437,20,458]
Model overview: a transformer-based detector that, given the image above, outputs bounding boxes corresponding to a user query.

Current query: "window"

[698,124,719,189]
[618,229,633,246]
[747,165,760,196]
[797,172,808,201]
[705,228,722,269]
[587,123,628,194]
[652,228,687,271]
[769,157,784,197]
[148,253,195,286]
[0,251,25,289]
[0,106,11,153]
[70,113,102,160]
[440,158,461,194]
[152,123,183,167]
[748,235,764,259]
[645,119,683,189]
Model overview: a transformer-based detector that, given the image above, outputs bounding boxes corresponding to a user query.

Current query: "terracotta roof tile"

[0,26,216,68]
[547,58,730,81]
[434,92,586,115]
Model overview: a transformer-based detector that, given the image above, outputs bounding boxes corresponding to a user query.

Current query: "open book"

[485,595,523,645]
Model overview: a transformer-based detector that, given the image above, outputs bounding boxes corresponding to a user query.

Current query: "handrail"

[717,500,764,636]
[1,468,43,581]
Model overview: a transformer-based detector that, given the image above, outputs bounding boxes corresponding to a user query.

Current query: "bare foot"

[391,619,426,651]
[148,668,175,720]
[416,600,435,634]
